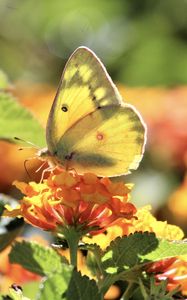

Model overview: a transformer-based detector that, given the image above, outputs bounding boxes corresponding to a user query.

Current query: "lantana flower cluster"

[5,167,136,235]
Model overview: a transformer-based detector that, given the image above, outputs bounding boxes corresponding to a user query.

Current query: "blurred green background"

[0,0,187,86]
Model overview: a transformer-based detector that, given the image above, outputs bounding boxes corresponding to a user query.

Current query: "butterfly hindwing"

[55,104,146,176]
[46,47,122,154]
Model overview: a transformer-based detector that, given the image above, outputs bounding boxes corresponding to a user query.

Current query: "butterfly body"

[40,47,146,177]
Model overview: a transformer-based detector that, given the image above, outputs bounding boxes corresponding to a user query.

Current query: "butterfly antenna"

[14,137,40,149]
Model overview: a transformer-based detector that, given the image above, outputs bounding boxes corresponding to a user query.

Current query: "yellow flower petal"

[3,204,22,218]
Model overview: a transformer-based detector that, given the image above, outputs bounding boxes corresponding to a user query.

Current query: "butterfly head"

[37,144,76,172]
[37,147,49,159]
[37,147,59,167]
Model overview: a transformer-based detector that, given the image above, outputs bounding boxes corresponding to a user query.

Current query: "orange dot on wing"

[97,132,104,141]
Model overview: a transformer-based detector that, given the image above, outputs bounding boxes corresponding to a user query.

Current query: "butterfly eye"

[61,105,68,112]
[65,152,74,160]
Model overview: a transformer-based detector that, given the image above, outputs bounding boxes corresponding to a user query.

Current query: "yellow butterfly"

[39,47,146,177]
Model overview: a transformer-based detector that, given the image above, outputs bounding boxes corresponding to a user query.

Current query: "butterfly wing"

[46,47,123,154]
[55,104,146,177]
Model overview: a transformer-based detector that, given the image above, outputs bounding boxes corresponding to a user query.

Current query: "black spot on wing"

[61,105,68,112]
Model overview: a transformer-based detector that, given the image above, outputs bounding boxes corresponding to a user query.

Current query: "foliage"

[0,92,45,146]
[0,0,187,86]
[5,233,187,299]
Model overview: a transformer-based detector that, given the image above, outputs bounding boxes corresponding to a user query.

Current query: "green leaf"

[9,241,65,276]
[102,232,158,272]
[102,232,187,273]
[143,238,187,261]
[38,266,73,300]
[21,281,40,300]
[38,268,101,300]
[0,92,45,147]
[0,218,24,252]
[80,243,104,278]
[6,284,31,300]
[66,270,101,300]
[137,277,180,300]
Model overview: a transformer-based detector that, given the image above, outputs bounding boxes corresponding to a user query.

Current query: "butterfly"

[39,46,146,177]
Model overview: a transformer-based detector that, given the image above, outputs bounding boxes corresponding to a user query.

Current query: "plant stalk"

[60,226,82,267]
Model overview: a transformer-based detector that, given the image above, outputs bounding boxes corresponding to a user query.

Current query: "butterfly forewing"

[46,47,122,154]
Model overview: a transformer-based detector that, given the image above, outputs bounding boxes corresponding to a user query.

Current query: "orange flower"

[147,256,187,296]
[4,168,136,236]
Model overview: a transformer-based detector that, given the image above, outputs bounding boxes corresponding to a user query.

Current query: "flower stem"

[60,226,82,267]
[68,233,80,267]
[121,282,135,300]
